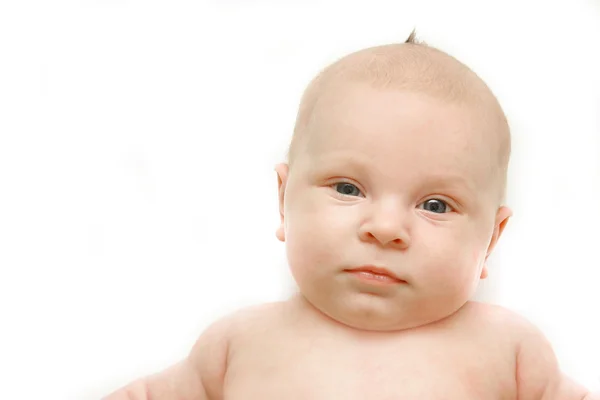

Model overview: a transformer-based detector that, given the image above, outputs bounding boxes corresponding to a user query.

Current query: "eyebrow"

[308,153,374,172]
[311,154,477,195]
[423,177,478,205]
[424,174,475,191]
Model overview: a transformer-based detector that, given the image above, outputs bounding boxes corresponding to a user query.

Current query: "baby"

[104,32,597,399]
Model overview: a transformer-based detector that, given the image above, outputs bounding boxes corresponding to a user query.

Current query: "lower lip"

[347,270,406,285]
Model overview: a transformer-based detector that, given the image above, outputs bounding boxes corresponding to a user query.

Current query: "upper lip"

[345,265,406,282]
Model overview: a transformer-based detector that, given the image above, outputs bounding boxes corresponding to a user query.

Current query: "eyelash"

[330,182,455,213]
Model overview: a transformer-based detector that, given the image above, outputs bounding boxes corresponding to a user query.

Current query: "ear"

[480,205,512,279]
[274,163,289,242]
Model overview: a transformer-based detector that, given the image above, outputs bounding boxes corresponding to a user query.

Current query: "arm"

[102,316,232,400]
[515,318,596,400]
[101,360,209,400]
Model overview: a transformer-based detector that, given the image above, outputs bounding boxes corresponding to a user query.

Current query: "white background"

[0,1,598,399]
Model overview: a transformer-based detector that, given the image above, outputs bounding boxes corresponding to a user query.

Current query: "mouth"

[344,265,407,285]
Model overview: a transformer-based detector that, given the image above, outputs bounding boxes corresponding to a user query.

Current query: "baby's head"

[275,33,512,331]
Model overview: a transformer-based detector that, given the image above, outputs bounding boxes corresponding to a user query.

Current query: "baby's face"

[277,83,511,331]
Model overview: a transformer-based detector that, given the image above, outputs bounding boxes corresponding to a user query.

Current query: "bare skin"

[104,295,594,400]
[222,297,519,399]
[103,42,597,400]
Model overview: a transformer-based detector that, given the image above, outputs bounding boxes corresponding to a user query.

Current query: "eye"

[419,199,453,214]
[333,182,362,197]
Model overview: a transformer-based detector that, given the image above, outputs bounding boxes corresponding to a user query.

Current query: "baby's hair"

[287,30,511,205]
[404,28,421,44]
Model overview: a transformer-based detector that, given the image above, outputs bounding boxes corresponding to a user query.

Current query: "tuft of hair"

[404,28,420,44]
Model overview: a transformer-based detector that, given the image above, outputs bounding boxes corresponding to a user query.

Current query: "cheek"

[415,225,485,287]
[284,191,354,270]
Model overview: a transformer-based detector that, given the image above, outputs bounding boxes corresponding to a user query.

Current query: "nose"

[358,201,411,249]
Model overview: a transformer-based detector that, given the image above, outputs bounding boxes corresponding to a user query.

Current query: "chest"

[223,331,516,400]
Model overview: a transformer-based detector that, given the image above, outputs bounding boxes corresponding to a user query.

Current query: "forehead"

[304,84,496,189]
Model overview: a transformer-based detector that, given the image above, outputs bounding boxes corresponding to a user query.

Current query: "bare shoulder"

[102,302,290,400]
[211,299,292,339]
[451,301,531,339]
[460,302,593,399]
[461,301,568,351]
[185,300,289,398]
[192,299,290,345]
[459,301,539,335]
[190,300,290,351]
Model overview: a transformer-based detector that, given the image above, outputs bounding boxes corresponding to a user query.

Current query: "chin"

[315,297,427,331]
[325,294,465,332]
